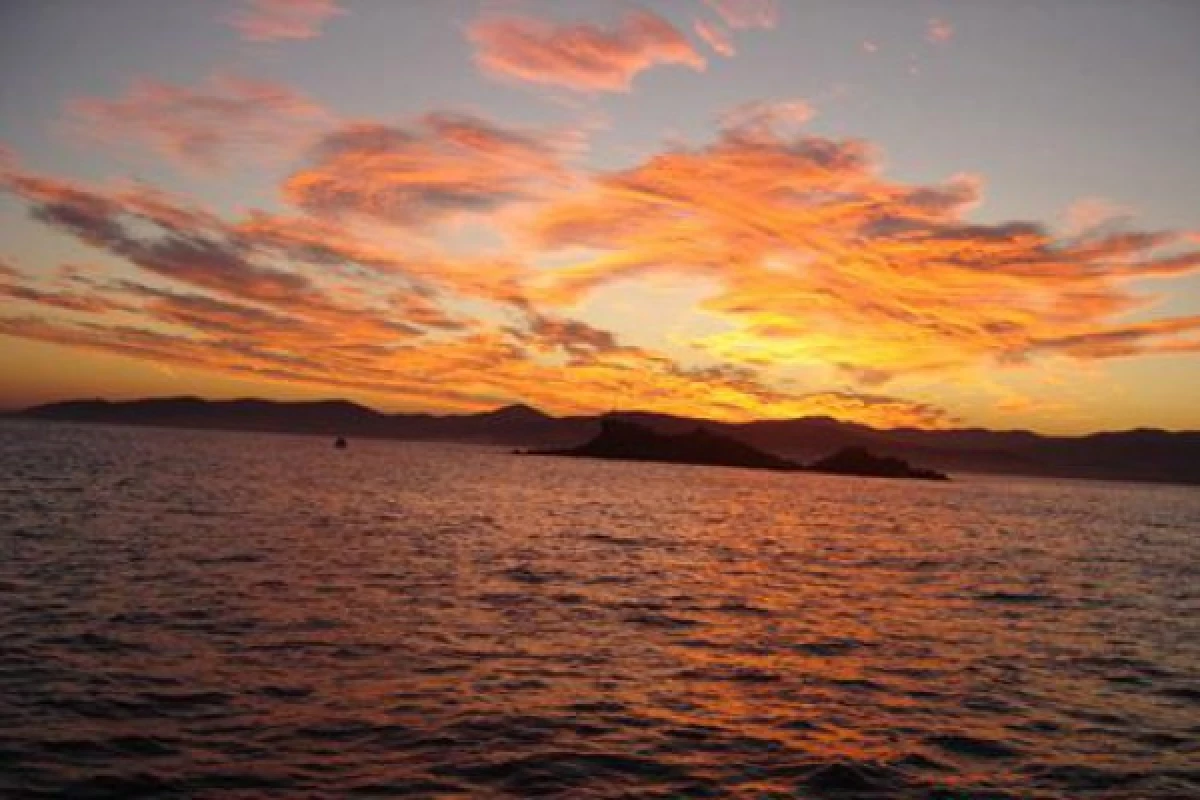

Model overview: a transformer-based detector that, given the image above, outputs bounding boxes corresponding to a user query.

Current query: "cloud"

[1,159,963,426]
[528,108,1200,383]
[389,288,468,332]
[927,17,953,44]
[1061,196,1133,237]
[784,390,957,429]
[718,99,815,140]
[282,113,572,228]
[1034,316,1200,359]
[0,282,126,314]
[703,0,779,30]
[468,10,705,92]
[2,172,413,343]
[691,19,734,57]
[230,0,344,42]
[694,19,735,57]
[7,93,1200,430]
[693,0,779,60]
[67,74,327,172]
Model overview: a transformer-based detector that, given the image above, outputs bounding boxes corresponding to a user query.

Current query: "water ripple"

[1,421,1198,798]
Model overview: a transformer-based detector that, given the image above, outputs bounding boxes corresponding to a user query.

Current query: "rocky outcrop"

[532,419,948,480]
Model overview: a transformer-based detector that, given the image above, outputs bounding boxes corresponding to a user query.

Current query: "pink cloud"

[927,17,953,44]
[67,75,327,172]
[282,112,572,228]
[694,19,735,57]
[1062,196,1133,237]
[468,11,705,92]
[719,99,815,141]
[704,0,779,30]
[229,0,344,43]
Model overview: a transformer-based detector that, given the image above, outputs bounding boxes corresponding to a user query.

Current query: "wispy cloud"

[703,0,779,30]
[1033,316,1200,359]
[692,0,778,60]
[282,112,575,228]
[67,74,328,172]
[229,0,344,43]
[2,160,955,424]
[1061,196,1133,237]
[718,99,815,140]
[528,104,1200,382]
[6,89,1200,427]
[927,17,953,44]
[694,18,735,57]
[468,10,705,92]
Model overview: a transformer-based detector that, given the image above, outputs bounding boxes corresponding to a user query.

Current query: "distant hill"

[11,396,579,445]
[9,396,1200,485]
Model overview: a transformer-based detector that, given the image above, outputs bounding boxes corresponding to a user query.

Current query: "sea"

[1,420,1197,799]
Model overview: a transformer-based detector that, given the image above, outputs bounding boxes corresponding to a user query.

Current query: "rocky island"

[809,446,949,481]
[530,419,949,481]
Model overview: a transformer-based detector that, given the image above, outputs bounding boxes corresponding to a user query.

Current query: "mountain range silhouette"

[9,397,1200,485]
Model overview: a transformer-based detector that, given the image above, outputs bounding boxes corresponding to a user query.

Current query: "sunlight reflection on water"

[1,421,1198,797]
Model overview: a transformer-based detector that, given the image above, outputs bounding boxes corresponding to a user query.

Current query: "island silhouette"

[529,418,949,480]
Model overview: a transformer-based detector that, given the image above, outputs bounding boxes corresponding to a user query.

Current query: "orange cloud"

[2,172,415,344]
[468,11,705,92]
[529,107,1200,383]
[8,94,1200,431]
[282,113,573,228]
[229,0,344,42]
[68,75,327,172]
[0,282,127,314]
[0,159,957,427]
[1033,315,1200,359]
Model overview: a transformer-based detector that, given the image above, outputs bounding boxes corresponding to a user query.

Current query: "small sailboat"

[334,437,348,449]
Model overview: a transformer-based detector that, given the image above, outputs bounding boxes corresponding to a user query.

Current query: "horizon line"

[6,394,1197,439]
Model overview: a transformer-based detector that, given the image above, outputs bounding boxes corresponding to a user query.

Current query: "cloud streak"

[8,89,1200,429]
[469,11,705,92]
[1,158,957,425]
[694,19,735,57]
[927,17,953,44]
[230,0,344,43]
[282,113,572,228]
[68,75,327,172]
[529,105,1200,383]
[703,0,779,30]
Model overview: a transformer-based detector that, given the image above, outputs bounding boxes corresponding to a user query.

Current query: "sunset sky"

[1,0,1198,433]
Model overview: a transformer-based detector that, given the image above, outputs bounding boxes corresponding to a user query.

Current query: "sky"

[1,0,1198,434]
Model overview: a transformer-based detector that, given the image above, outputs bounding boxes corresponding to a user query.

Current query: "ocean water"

[1,421,1197,799]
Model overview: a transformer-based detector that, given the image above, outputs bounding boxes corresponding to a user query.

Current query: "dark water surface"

[1,421,1197,798]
